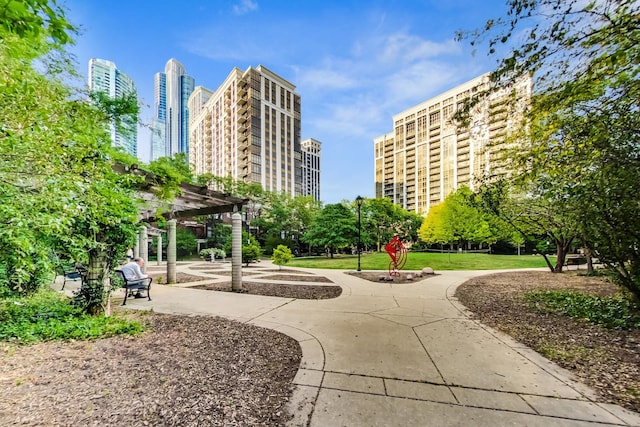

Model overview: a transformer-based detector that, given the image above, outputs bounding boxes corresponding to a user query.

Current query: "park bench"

[114,269,152,306]
[565,254,587,267]
[57,263,88,290]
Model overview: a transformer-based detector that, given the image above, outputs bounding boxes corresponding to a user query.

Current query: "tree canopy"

[418,186,504,250]
[302,203,357,257]
[459,0,640,297]
[0,1,173,316]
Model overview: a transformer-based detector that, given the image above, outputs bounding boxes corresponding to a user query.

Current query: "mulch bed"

[260,269,313,274]
[259,274,333,283]
[188,270,258,276]
[0,313,301,426]
[147,272,214,284]
[455,270,640,413]
[193,282,342,300]
[347,271,437,284]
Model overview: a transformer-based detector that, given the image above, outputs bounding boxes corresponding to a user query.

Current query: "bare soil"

[1,270,638,425]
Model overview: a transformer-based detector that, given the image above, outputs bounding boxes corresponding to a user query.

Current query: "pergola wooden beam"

[160,182,247,219]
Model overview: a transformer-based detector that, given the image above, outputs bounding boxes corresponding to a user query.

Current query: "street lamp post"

[356,195,363,271]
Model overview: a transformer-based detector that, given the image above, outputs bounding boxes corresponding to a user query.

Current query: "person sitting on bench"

[120,257,149,298]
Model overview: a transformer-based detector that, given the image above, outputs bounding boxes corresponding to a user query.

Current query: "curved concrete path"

[121,261,640,426]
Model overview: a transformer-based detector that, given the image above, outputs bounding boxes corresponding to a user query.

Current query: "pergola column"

[232,212,242,291]
[134,237,140,259]
[157,234,163,265]
[139,225,148,274]
[167,219,177,284]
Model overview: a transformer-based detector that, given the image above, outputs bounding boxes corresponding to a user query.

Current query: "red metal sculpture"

[385,235,407,276]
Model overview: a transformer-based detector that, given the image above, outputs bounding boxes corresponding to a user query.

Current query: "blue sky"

[64,0,509,204]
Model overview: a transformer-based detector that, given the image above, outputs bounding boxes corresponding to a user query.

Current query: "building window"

[429,111,440,126]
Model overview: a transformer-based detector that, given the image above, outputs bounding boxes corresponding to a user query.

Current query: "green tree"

[0,0,76,45]
[358,197,422,252]
[418,187,499,251]
[302,203,356,258]
[272,244,293,270]
[476,181,576,271]
[250,192,321,254]
[459,0,640,297]
[175,228,198,258]
[0,1,76,294]
[0,2,191,315]
[418,203,450,246]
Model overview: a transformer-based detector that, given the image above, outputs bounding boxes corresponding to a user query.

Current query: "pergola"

[135,178,247,291]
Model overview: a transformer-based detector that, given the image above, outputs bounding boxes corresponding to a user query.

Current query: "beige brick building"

[189,65,302,197]
[301,138,321,201]
[374,73,531,215]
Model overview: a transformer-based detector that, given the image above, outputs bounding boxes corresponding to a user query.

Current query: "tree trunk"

[584,246,594,274]
[554,237,574,273]
[81,247,111,316]
[539,251,555,273]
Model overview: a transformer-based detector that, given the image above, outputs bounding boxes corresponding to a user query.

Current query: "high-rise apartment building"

[374,73,531,215]
[301,138,321,201]
[151,58,194,160]
[189,65,302,197]
[88,58,138,156]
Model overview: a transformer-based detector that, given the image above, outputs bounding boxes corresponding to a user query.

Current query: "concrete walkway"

[120,261,640,426]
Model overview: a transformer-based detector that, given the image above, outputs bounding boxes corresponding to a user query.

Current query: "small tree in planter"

[272,245,293,270]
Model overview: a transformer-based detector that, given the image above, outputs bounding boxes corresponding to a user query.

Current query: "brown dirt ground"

[1,270,638,425]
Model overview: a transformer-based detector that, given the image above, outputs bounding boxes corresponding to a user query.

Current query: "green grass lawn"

[288,251,554,271]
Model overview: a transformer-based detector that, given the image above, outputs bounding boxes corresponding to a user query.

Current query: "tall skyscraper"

[88,58,138,156]
[151,58,194,160]
[189,65,302,198]
[301,138,321,201]
[374,73,531,215]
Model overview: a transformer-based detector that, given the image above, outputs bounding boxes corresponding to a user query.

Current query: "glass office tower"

[152,58,194,159]
[88,58,138,156]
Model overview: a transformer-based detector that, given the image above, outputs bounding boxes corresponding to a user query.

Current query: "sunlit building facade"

[374,73,531,215]
[189,65,302,197]
[88,58,138,156]
[301,138,321,201]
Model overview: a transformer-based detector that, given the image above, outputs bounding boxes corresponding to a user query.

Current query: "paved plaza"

[114,261,640,426]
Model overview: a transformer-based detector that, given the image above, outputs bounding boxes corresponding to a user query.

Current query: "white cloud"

[377,34,461,64]
[233,0,258,15]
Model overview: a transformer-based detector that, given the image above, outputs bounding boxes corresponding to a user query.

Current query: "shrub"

[242,244,261,266]
[199,248,226,261]
[163,227,198,259]
[224,231,262,266]
[525,290,640,329]
[0,289,143,343]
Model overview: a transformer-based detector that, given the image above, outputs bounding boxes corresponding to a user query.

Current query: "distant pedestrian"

[126,248,134,261]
